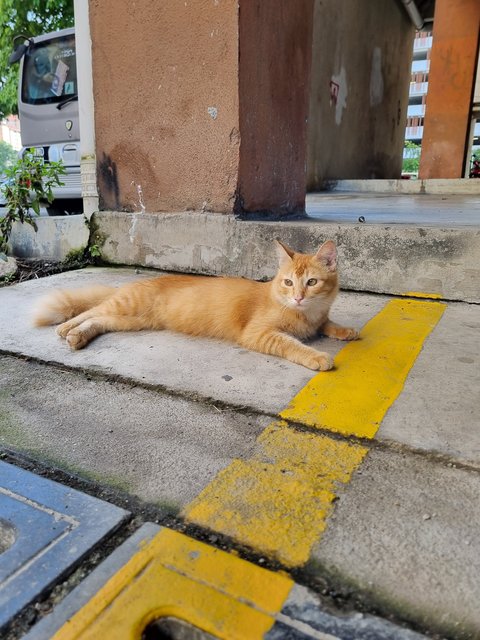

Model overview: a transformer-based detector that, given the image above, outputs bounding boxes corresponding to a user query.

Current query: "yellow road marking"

[55,296,447,635]
[53,528,293,640]
[185,421,367,567]
[185,298,445,564]
[403,291,443,299]
[280,299,446,438]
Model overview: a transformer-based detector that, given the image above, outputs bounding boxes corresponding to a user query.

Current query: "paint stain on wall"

[330,67,347,125]
[370,47,384,107]
[207,106,218,120]
[98,153,120,210]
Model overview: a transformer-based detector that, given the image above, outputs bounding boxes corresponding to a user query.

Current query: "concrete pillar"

[307,0,414,186]
[88,0,314,217]
[419,0,480,179]
[237,2,314,215]
[74,0,98,218]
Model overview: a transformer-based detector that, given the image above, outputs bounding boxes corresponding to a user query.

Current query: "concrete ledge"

[9,215,89,261]
[328,179,480,195]
[94,211,480,303]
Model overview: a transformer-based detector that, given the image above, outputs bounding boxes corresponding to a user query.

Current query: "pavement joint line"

[273,612,340,640]
[183,297,447,568]
[5,347,472,472]
[0,349,278,420]
[340,285,479,305]
[4,368,476,486]
[365,436,480,475]
[402,291,443,300]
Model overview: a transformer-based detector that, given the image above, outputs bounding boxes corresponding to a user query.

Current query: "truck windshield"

[21,33,77,105]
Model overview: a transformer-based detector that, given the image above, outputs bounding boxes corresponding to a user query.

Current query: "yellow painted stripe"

[403,291,443,299]
[53,528,293,640]
[185,298,445,565]
[55,296,447,636]
[185,421,368,567]
[280,298,446,438]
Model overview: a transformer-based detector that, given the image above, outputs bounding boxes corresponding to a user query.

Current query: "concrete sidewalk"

[0,267,479,639]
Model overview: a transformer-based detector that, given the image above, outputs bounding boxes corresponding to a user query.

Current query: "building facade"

[405,30,480,174]
[0,115,21,151]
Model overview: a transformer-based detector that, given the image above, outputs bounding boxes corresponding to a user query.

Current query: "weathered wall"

[307,0,414,187]
[89,0,315,216]
[237,1,314,215]
[93,211,480,303]
[89,0,240,213]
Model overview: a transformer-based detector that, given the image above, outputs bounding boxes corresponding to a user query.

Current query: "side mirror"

[8,35,33,65]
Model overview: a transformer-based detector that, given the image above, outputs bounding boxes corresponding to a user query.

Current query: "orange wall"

[89,1,315,216]
[90,1,240,213]
[419,0,480,179]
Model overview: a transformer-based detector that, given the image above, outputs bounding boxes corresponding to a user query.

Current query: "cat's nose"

[294,296,304,304]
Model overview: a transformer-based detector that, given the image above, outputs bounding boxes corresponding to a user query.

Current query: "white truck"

[9,27,81,214]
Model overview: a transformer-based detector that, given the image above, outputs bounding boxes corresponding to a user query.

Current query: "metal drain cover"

[0,460,129,630]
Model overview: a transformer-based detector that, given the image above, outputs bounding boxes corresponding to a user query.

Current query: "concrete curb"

[9,215,89,262]
[328,178,480,195]
[94,211,480,302]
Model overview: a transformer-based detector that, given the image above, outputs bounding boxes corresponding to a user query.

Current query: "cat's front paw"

[338,327,359,341]
[56,321,74,338]
[66,329,88,350]
[305,352,334,371]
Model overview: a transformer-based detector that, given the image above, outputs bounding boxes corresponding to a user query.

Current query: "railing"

[413,35,432,52]
[411,60,430,74]
[407,104,426,117]
[409,81,428,97]
[405,126,424,140]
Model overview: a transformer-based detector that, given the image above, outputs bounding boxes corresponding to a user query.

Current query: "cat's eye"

[284,279,293,287]
[307,278,318,286]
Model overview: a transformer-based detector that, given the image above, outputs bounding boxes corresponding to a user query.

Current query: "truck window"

[21,33,77,104]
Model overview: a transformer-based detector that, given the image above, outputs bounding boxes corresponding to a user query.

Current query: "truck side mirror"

[8,35,33,65]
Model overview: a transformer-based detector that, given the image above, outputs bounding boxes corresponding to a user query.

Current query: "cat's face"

[273,240,338,311]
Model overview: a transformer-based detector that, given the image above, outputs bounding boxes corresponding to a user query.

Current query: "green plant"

[0,141,18,174]
[88,244,101,258]
[0,149,66,259]
[402,140,421,174]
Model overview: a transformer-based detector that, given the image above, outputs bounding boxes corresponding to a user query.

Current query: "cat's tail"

[32,285,117,327]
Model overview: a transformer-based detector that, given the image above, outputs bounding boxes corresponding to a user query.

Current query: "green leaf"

[0,145,65,246]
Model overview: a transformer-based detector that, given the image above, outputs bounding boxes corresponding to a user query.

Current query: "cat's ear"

[275,239,295,266]
[315,240,337,272]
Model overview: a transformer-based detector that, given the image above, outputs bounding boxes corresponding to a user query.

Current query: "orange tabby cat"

[33,240,358,370]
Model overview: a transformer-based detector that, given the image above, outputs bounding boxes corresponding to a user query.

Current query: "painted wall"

[307,0,414,187]
[89,0,240,213]
[419,0,480,179]
[89,0,314,216]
